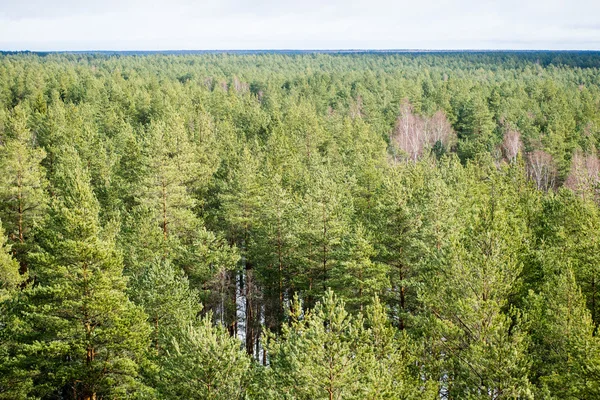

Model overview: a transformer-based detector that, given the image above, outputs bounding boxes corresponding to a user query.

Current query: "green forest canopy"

[1,51,600,399]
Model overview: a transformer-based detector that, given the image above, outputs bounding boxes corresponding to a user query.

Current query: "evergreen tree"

[265,291,436,400]
[0,224,31,399]
[421,158,533,399]
[0,223,21,296]
[0,105,47,270]
[531,190,600,327]
[156,316,251,400]
[130,258,201,353]
[457,95,497,161]
[10,149,151,399]
[139,117,203,247]
[528,267,600,399]
[251,173,300,328]
[298,164,353,302]
[357,297,438,399]
[330,223,389,312]
[265,290,363,400]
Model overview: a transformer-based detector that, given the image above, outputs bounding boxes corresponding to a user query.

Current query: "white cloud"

[0,0,599,50]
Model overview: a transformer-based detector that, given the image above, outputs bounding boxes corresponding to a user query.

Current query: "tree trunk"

[592,277,597,329]
[162,181,168,241]
[322,202,328,291]
[399,266,406,330]
[245,266,255,356]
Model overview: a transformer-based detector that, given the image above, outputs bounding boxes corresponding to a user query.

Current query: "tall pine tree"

[11,148,151,399]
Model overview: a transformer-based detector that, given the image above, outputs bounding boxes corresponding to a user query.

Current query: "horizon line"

[2,48,600,54]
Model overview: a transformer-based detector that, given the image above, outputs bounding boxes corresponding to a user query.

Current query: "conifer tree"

[130,258,201,353]
[139,116,204,247]
[298,164,353,302]
[0,223,32,398]
[265,290,363,400]
[358,297,438,399]
[531,189,600,326]
[251,174,300,326]
[370,160,437,329]
[217,144,262,337]
[457,95,497,160]
[12,148,151,399]
[0,223,21,296]
[527,267,600,398]
[118,205,166,277]
[330,223,389,312]
[0,105,47,270]
[219,145,263,248]
[156,316,251,400]
[265,291,436,400]
[421,159,533,399]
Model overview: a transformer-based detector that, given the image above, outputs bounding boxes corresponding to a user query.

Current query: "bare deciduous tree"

[349,96,364,120]
[232,76,249,93]
[391,100,456,162]
[526,150,557,191]
[427,110,455,149]
[565,150,600,196]
[502,130,522,162]
[392,100,424,161]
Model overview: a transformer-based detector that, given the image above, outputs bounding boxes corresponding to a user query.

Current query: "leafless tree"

[565,150,600,196]
[203,77,214,90]
[427,110,456,149]
[526,150,557,191]
[502,130,522,162]
[349,96,364,119]
[391,100,456,162]
[392,100,425,162]
[232,76,249,93]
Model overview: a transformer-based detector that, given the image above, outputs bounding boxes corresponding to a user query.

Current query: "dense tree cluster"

[1,51,600,399]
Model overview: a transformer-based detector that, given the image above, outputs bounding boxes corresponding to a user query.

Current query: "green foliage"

[130,258,201,352]
[5,151,151,399]
[0,105,47,265]
[419,157,535,398]
[1,51,600,398]
[0,224,30,399]
[263,290,435,400]
[156,316,251,400]
[527,267,600,399]
[0,223,21,296]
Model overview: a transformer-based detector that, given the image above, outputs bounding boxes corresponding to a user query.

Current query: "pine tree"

[530,189,600,327]
[457,95,497,161]
[130,258,201,353]
[217,144,262,338]
[370,160,437,329]
[251,174,300,328]
[528,267,600,398]
[421,158,533,399]
[0,105,47,270]
[298,164,353,302]
[12,148,151,399]
[139,117,203,247]
[358,297,438,399]
[0,223,32,399]
[156,316,251,400]
[265,290,436,400]
[330,223,389,313]
[118,205,165,277]
[219,144,263,248]
[0,223,21,296]
[265,290,362,400]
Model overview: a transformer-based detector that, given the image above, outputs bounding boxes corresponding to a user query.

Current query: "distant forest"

[1,51,600,399]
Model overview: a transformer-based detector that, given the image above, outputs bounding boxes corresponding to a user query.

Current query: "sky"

[1,0,600,51]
